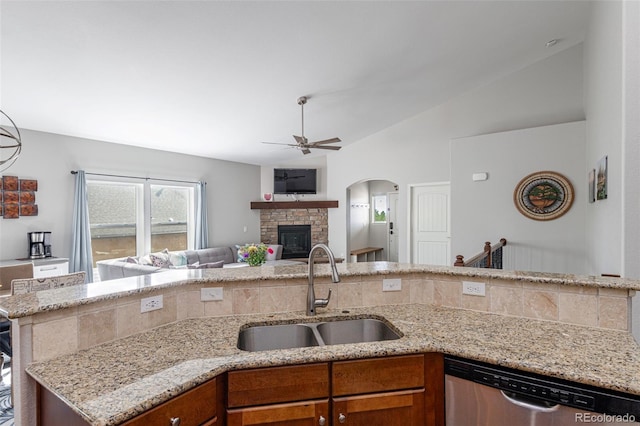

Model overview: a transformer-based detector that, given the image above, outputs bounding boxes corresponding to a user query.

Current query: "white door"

[410,183,451,265]
[387,192,399,262]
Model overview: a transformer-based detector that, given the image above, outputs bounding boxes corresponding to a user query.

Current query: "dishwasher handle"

[501,390,560,413]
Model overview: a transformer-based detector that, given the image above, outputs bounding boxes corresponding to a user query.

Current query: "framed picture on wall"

[588,169,595,203]
[597,155,608,200]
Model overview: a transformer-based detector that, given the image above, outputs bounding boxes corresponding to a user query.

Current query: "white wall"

[0,130,261,261]
[323,43,585,264]
[260,156,327,202]
[347,181,370,256]
[584,1,624,277]
[451,121,587,274]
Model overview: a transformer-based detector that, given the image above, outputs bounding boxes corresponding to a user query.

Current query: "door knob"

[319,415,326,425]
[338,413,346,423]
[170,418,181,426]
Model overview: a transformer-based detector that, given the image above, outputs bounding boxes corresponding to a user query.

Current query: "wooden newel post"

[484,242,491,267]
[454,255,465,267]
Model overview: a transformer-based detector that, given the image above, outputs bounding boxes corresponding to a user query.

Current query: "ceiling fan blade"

[302,148,311,155]
[309,145,341,151]
[310,137,341,145]
[262,142,298,147]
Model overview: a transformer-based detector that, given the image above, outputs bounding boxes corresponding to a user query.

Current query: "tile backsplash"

[25,272,633,362]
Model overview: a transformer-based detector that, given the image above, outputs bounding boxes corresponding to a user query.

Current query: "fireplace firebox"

[278,225,312,259]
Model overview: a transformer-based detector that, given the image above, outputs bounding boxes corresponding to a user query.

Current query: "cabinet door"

[333,389,424,426]
[227,400,329,426]
[122,378,218,426]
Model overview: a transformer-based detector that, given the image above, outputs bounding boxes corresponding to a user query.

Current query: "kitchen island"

[1,262,639,425]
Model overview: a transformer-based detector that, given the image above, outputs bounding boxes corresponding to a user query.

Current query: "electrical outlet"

[383,278,402,292]
[462,281,486,296]
[140,295,163,313]
[201,287,223,301]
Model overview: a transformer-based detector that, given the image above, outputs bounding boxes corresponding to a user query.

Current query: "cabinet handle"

[170,417,181,426]
[319,415,326,426]
[338,413,346,424]
[39,266,57,271]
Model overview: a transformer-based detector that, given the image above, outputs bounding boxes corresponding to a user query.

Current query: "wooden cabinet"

[122,378,223,426]
[37,377,223,426]
[333,389,424,426]
[226,354,444,426]
[227,400,329,426]
[37,353,443,426]
[227,363,330,426]
[331,355,426,426]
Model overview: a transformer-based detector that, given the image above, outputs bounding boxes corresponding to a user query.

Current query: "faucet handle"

[315,288,332,309]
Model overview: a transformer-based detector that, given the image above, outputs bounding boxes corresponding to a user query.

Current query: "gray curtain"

[195,181,209,249]
[70,170,94,282]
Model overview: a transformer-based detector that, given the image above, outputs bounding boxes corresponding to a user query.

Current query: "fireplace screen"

[278,225,312,259]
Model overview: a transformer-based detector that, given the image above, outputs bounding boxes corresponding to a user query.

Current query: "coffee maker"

[28,232,51,259]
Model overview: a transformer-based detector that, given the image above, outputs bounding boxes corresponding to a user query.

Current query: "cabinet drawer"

[333,355,425,396]
[34,261,69,278]
[228,363,329,408]
[122,378,218,426]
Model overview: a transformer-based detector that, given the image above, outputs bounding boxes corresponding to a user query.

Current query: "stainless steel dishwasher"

[445,355,640,425]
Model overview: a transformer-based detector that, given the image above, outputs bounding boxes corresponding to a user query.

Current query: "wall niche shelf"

[251,201,339,210]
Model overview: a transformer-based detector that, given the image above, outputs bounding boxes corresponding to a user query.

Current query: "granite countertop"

[26,303,640,426]
[3,262,640,319]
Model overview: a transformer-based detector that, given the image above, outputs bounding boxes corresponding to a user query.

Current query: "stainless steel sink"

[237,324,320,351]
[237,317,401,352]
[316,318,401,345]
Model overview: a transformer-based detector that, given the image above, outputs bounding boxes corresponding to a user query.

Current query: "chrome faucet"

[307,243,340,315]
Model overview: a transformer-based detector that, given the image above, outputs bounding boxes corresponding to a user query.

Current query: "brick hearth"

[259,208,328,246]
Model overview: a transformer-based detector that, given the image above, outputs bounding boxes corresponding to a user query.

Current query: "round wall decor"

[513,171,574,221]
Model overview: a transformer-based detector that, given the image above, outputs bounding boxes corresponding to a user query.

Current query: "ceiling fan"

[262,96,341,155]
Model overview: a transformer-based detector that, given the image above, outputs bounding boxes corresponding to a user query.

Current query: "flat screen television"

[274,168,317,194]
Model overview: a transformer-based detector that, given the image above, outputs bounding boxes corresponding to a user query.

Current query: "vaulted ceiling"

[1,1,591,166]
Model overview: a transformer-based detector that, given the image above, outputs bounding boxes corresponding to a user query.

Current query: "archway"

[346,179,398,263]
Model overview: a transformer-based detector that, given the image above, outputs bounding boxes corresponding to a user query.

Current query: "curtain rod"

[70,170,203,185]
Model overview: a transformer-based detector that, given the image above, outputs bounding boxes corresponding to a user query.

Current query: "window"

[372,195,387,223]
[87,179,195,266]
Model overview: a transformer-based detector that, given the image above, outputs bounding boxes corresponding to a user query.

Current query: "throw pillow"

[235,244,246,262]
[148,248,171,268]
[125,256,139,264]
[169,251,187,267]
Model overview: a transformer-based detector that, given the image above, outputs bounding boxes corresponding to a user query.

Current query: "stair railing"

[454,238,507,269]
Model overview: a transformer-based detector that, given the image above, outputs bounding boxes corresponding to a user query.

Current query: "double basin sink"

[237,317,402,352]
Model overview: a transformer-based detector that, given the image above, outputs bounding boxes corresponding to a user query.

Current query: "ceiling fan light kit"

[262,96,342,155]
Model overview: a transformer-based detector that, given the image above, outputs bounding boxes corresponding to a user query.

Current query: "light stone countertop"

[2,262,639,319]
[26,303,640,426]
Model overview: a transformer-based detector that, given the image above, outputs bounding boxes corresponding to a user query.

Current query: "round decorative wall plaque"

[513,171,574,221]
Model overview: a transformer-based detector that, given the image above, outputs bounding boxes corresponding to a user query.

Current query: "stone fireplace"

[258,205,330,258]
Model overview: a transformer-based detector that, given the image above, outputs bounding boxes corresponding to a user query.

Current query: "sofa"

[96,245,283,281]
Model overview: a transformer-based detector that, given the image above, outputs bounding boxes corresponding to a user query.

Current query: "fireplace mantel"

[251,200,339,210]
